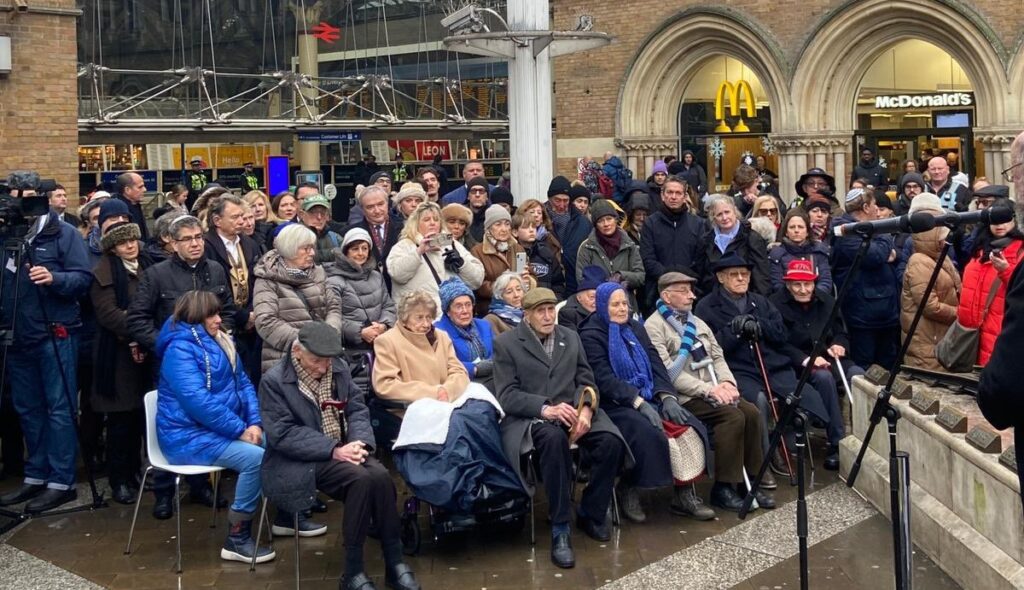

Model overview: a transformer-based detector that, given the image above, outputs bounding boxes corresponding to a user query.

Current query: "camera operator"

[0,172,93,513]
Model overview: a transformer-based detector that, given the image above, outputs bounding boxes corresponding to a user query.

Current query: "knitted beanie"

[438,277,474,312]
[484,203,512,229]
[547,176,572,198]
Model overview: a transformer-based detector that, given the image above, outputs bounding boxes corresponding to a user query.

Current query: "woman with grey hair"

[253,223,343,372]
[387,201,484,318]
[700,194,771,294]
[483,271,526,336]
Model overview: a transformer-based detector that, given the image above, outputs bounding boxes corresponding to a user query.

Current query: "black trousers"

[105,409,143,488]
[531,422,624,526]
[316,456,400,549]
[684,398,763,484]
[0,382,24,476]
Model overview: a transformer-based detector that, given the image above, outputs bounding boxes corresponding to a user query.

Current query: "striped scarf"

[656,299,698,382]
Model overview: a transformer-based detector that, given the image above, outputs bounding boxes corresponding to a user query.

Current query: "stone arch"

[616,7,792,142]
[791,0,1012,132]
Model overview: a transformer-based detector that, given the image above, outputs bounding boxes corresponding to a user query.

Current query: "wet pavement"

[0,440,962,590]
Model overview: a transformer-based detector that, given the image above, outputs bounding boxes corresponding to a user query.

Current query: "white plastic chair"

[124,390,224,574]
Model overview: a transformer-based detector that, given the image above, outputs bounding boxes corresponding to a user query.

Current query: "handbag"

[662,419,706,485]
[936,276,1001,372]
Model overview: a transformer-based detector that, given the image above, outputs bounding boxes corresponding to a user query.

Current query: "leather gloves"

[730,314,762,342]
[443,247,465,273]
[474,359,493,378]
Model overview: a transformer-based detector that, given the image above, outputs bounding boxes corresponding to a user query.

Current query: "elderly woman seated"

[373,289,524,515]
[484,271,526,336]
[579,282,715,524]
[769,260,858,470]
[156,290,274,563]
[434,278,496,390]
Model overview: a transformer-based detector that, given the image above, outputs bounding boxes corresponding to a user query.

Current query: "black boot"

[221,512,276,564]
[0,482,44,506]
[152,494,173,520]
[272,510,328,537]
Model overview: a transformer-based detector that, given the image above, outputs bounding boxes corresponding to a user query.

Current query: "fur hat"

[438,277,474,312]
[441,203,473,225]
[484,204,512,230]
[908,192,943,215]
[100,222,141,252]
[392,184,427,207]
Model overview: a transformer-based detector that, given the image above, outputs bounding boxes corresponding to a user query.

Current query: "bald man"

[926,156,970,212]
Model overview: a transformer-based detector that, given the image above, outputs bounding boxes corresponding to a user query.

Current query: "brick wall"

[551,0,1024,146]
[0,2,80,198]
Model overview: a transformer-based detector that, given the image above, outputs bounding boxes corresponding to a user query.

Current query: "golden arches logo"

[714,80,756,133]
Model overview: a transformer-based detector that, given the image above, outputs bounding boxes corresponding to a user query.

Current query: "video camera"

[0,171,54,237]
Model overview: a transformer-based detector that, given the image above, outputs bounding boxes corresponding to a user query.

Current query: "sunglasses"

[757,208,778,215]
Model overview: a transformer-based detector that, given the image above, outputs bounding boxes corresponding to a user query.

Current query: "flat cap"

[522,287,558,310]
[297,322,344,358]
[658,271,697,291]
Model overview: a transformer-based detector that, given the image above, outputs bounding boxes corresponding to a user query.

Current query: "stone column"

[293,3,322,172]
[616,138,675,182]
[976,131,1017,198]
[773,134,852,204]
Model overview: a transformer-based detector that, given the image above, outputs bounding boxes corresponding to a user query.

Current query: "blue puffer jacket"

[156,317,261,466]
[435,315,494,379]
[830,214,900,329]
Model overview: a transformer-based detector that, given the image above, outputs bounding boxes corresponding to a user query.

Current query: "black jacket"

[551,206,593,294]
[557,294,590,332]
[204,230,261,328]
[694,285,791,379]
[523,238,566,299]
[769,288,850,369]
[639,205,706,305]
[851,158,889,189]
[116,195,150,242]
[702,221,771,296]
[259,353,374,513]
[126,255,237,352]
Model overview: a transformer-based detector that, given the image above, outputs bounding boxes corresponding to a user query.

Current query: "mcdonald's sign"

[714,80,757,133]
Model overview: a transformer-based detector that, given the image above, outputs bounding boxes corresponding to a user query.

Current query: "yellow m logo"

[714,80,757,133]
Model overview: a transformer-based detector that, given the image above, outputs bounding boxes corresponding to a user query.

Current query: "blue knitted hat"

[438,277,474,312]
[595,282,624,324]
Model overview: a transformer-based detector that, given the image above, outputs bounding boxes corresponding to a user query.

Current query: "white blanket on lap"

[392,382,504,450]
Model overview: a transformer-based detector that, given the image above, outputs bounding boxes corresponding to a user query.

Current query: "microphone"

[833,211,937,237]
[933,205,1014,229]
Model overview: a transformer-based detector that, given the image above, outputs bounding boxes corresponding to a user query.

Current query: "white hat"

[908,192,943,215]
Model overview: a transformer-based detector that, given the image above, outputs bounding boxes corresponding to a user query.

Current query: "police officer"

[240,162,260,192]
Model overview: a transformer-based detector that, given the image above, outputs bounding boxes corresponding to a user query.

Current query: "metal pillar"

[294,4,321,172]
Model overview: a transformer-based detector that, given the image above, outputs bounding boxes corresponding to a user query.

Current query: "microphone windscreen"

[987,206,1014,225]
[907,211,937,232]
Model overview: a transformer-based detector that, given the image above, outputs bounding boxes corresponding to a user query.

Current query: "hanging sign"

[414,140,452,161]
[873,92,974,110]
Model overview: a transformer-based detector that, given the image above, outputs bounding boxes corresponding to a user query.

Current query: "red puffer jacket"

[957,239,1024,366]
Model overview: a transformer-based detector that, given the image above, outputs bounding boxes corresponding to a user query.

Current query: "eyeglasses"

[1001,162,1023,183]
[175,234,204,243]
[757,208,778,215]
[468,188,487,194]
[724,270,751,279]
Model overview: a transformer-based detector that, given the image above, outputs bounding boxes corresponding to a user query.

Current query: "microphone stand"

[736,231,875,590]
[846,235,956,590]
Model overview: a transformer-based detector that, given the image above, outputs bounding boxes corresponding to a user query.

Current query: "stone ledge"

[842,376,1024,589]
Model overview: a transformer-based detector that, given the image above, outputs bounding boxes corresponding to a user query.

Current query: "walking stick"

[751,341,795,479]
[835,358,854,406]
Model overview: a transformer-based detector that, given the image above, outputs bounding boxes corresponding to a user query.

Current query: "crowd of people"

[0,149,1021,587]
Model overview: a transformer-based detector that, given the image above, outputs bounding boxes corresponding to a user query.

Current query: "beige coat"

[253,250,343,372]
[386,237,484,319]
[372,322,469,405]
[901,227,962,371]
[644,310,736,404]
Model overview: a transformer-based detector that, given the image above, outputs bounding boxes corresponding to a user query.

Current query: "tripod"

[0,234,107,535]
[737,232,877,590]
[845,237,958,590]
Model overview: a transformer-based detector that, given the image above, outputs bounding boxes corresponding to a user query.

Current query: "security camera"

[441,4,488,34]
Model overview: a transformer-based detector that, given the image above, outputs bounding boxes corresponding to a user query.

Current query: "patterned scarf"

[596,283,654,400]
[656,299,698,382]
[292,355,342,441]
[451,319,488,361]
[488,298,523,327]
[547,203,570,236]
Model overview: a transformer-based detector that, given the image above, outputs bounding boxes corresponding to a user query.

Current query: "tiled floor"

[0,442,962,590]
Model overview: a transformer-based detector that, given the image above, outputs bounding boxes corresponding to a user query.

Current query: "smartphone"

[433,233,453,249]
[515,251,528,273]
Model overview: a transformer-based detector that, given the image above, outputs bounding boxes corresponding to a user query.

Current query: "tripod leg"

[794,412,809,590]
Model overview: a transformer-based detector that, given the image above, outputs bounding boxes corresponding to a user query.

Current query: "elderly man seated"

[493,287,627,570]
[645,272,776,512]
[695,253,843,475]
[259,322,420,590]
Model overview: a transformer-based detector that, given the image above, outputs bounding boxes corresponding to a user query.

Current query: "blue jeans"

[212,440,264,514]
[8,336,79,489]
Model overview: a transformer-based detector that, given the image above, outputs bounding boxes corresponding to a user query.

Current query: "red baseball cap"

[783,259,818,282]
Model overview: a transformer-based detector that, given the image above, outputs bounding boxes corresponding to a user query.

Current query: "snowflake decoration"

[709,137,726,161]
[761,136,776,155]
[878,157,887,169]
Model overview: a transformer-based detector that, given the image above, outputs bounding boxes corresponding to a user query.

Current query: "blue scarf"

[656,299,698,381]
[596,282,654,400]
[713,222,740,254]
[451,319,488,361]
[488,298,523,327]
